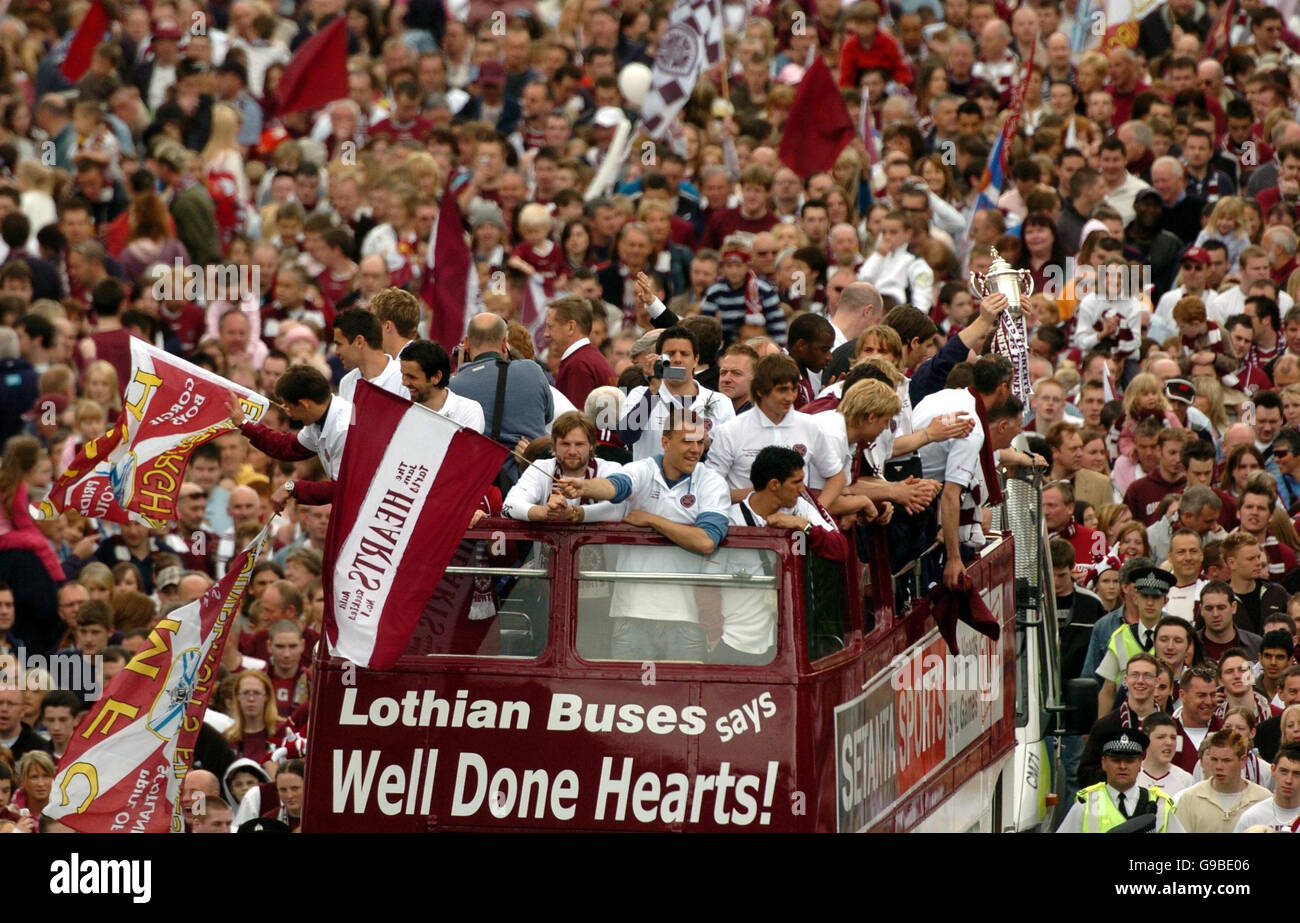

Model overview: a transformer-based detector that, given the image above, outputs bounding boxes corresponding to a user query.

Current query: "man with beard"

[503,412,625,523]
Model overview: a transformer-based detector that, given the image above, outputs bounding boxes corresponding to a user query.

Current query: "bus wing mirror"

[1062,678,1099,736]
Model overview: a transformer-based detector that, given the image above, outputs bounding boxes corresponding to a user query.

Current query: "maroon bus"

[303,511,1050,832]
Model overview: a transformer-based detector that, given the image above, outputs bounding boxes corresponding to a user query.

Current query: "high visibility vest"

[1077,783,1175,833]
[1106,622,1149,672]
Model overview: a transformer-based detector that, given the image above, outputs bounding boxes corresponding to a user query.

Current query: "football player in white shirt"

[400,339,486,433]
[714,445,851,664]
[828,372,968,518]
[334,307,408,401]
[503,412,625,523]
[706,354,846,509]
[225,365,351,493]
[618,325,734,461]
[557,412,731,662]
[911,356,1025,588]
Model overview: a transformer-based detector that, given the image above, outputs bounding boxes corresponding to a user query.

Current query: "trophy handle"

[969,271,986,296]
[1020,268,1035,298]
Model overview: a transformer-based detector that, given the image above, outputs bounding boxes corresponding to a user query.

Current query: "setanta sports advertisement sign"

[834,557,1015,832]
[305,677,796,832]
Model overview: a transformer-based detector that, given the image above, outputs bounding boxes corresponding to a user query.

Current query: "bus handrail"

[575,569,777,587]
[445,566,548,578]
[892,540,942,582]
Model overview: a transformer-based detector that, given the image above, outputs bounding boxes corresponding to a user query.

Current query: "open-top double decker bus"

[304,463,1066,832]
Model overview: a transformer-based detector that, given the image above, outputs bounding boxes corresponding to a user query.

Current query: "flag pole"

[715,0,731,108]
[404,394,561,483]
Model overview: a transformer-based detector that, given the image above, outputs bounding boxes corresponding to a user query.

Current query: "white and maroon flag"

[422,182,481,351]
[323,381,510,670]
[44,527,267,832]
[1093,0,1166,52]
[35,333,269,526]
[639,0,723,140]
[519,271,556,356]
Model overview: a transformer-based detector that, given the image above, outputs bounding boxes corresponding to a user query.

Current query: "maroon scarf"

[968,388,1004,505]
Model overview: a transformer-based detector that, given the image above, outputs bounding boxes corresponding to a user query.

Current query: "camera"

[654,358,687,381]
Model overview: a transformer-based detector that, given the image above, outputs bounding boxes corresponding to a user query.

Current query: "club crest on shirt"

[792,444,807,457]
[680,494,696,508]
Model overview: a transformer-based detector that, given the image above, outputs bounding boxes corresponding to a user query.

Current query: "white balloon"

[618,63,653,108]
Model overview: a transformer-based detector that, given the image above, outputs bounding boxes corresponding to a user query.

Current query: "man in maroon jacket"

[1124,428,1188,525]
[1044,481,1105,581]
[700,165,779,251]
[548,295,614,409]
[1236,482,1297,582]
[1255,143,1300,223]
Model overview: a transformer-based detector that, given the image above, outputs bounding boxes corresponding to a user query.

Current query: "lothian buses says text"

[338,687,778,742]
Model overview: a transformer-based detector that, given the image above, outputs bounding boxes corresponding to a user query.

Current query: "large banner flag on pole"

[323,381,510,670]
[639,0,723,140]
[422,183,481,350]
[44,527,268,832]
[274,16,349,116]
[777,56,856,180]
[35,334,269,526]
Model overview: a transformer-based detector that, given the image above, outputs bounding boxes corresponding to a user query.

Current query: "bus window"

[805,553,847,662]
[576,541,779,665]
[404,538,552,659]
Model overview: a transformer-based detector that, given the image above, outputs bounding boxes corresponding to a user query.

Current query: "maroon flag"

[422,183,480,349]
[323,381,510,670]
[1203,0,1235,60]
[996,38,1036,176]
[778,56,855,180]
[518,270,555,356]
[275,16,349,116]
[60,0,110,83]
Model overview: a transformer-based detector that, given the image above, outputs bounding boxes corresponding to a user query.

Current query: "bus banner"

[306,676,799,832]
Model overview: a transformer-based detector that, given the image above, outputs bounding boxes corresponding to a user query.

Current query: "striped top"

[700,277,786,346]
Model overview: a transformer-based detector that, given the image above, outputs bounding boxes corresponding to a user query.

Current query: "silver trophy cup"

[969,247,1035,317]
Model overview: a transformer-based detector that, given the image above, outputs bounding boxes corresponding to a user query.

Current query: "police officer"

[1095,565,1175,716]
[1057,728,1185,833]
